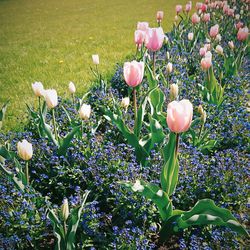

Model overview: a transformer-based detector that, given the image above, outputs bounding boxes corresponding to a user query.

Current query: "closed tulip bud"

[68,82,76,94]
[121,97,130,110]
[137,22,149,31]
[210,24,219,38]
[145,27,165,52]
[204,43,211,51]
[235,14,240,20]
[166,51,170,60]
[134,30,145,46]
[156,11,164,22]
[188,32,194,41]
[240,9,243,15]
[236,21,244,30]
[228,41,234,49]
[215,45,223,55]
[166,62,173,74]
[44,89,58,109]
[197,104,204,115]
[79,104,91,120]
[92,54,99,65]
[237,27,249,41]
[164,35,169,44]
[191,13,200,24]
[201,110,207,123]
[170,84,178,100]
[167,99,193,133]
[174,15,179,22]
[203,13,210,22]
[196,2,202,10]
[199,47,207,56]
[185,2,192,12]
[123,61,144,87]
[32,82,44,97]
[61,198,69,221]
[17,139,33,161]
[216,34,222,42]
[175,5,182,14]
[201,55,212,70]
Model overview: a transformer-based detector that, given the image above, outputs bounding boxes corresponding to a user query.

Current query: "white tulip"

[228,41,234,50]
[188,32,194,41]
[92,54,99,65]
[61,198,69,221]
[79,104,91,120]
[166,62,173,74]
[44,89,58,109]
[121,97,130,109]
[170,84,179,100]
[215,45,223,55]
[68,82,76,94]
[32,82,44,97]
[17,139,33,161]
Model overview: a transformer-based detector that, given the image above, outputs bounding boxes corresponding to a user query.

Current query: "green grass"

[0,0,192,131]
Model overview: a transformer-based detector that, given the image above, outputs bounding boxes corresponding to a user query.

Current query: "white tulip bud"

[61,198,69,221]
[121,97,130,109]
[17,139,33,161]
[166,62,173,74]
[44,89,58,109]
[79,104,91,120]
[228,41,234,50]
[175,15,178,21]
[170,84,178,100]
[188,32,194,41]
[215,45,223,55]
[166,52,170,60]
[164,35,169,44]
[216,34,222,42]
[235,14,240,20]
[92,54,99,65]
[68,82,76,94]
[32,82,44,97]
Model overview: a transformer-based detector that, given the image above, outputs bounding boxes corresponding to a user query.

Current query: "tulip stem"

[81,120,84,138]
[198,122,204,141]
[175,133,180,157]
[38,96,41,113]
[133,88,137,127]
[72,93,75,107]
[52,109,58,141]
[64,221,67,237]
[25,161,29,186]
[152,52,156,75]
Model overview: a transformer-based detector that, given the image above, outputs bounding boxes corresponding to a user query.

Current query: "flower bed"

[0,0,249,249]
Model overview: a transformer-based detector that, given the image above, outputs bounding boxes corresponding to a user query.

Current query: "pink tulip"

[167,99,193,133]
[191,13,200,24]
[209,24,219,38]
[185,2,192,12]
[145,27,165,52]
[202,13,210,22]
[175,5,182,14]
[201,53,212,70]
[227,8,234,16]
[137,22,149,32]
[237,27,249,41]
[228,41,234,49]
[156,11,164,22]
[123,61,144,88]
[134,30,145,47]
[199,47,207,56]
[201,4,207,12]
[235,21,244,30]
[204,43,211,51]
[196,2,202,10]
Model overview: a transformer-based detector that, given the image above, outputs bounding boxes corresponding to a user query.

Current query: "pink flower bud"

[137,22,149,32]
[201,56,212,70]
[167,99,193,133]
[237,26,249,41]
[235,21,244,30]
[145,27,165,52]
[196,2,202,10]
[209,24,219,38]
[185,2,192,12]
[191,13,200,24]
[123,61,144,87]
[134,30,145,46]
[188,32,194,41]
[176,5,182,14]
[202,13,210,22]
[201,4,207,12]
[156,11,164,22]
[199,47,207,56]
[228,41,234,49]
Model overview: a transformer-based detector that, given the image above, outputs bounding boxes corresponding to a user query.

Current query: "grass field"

[0,0,192,130]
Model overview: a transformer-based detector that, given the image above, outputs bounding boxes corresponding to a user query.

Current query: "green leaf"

[0,100,9,130]
[62,105,72,124]
[57,125,81,156]
[66,190,90,250]
[122,180,172,221]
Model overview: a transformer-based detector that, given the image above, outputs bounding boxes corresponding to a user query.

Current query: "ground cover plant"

[0,0,249,249]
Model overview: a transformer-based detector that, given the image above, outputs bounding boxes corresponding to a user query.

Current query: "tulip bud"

[164,35,169,44]
[215,45,223,55]
[188,32,194,41]
[209,24,219,38]
[237,26,249,41]
[32,82,44,97]
[166,51,170,60]
[134,30,145,47]
[216,34,222,42]
[198,105,204,115]
[92,54,99,65]
[121,97,130,110]
[44,89,58,109]
[17,139,33,161]
[79,104,91,120]
[235,14,240,20]
[145,27,165,52]
[137,22,149,31]
[199,47,207,57]
[68,82,76,94]
[166,62,173,74]
[228,41,234,50]
[174,15,179,22]
[123,61,144,87]
[191,13,200,24]
[61,198,69,221]
[156,11,164,22]
[170,84,178,100]
[175,5,182,14]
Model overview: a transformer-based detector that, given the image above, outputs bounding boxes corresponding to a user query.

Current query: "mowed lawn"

[0,0,192,130]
